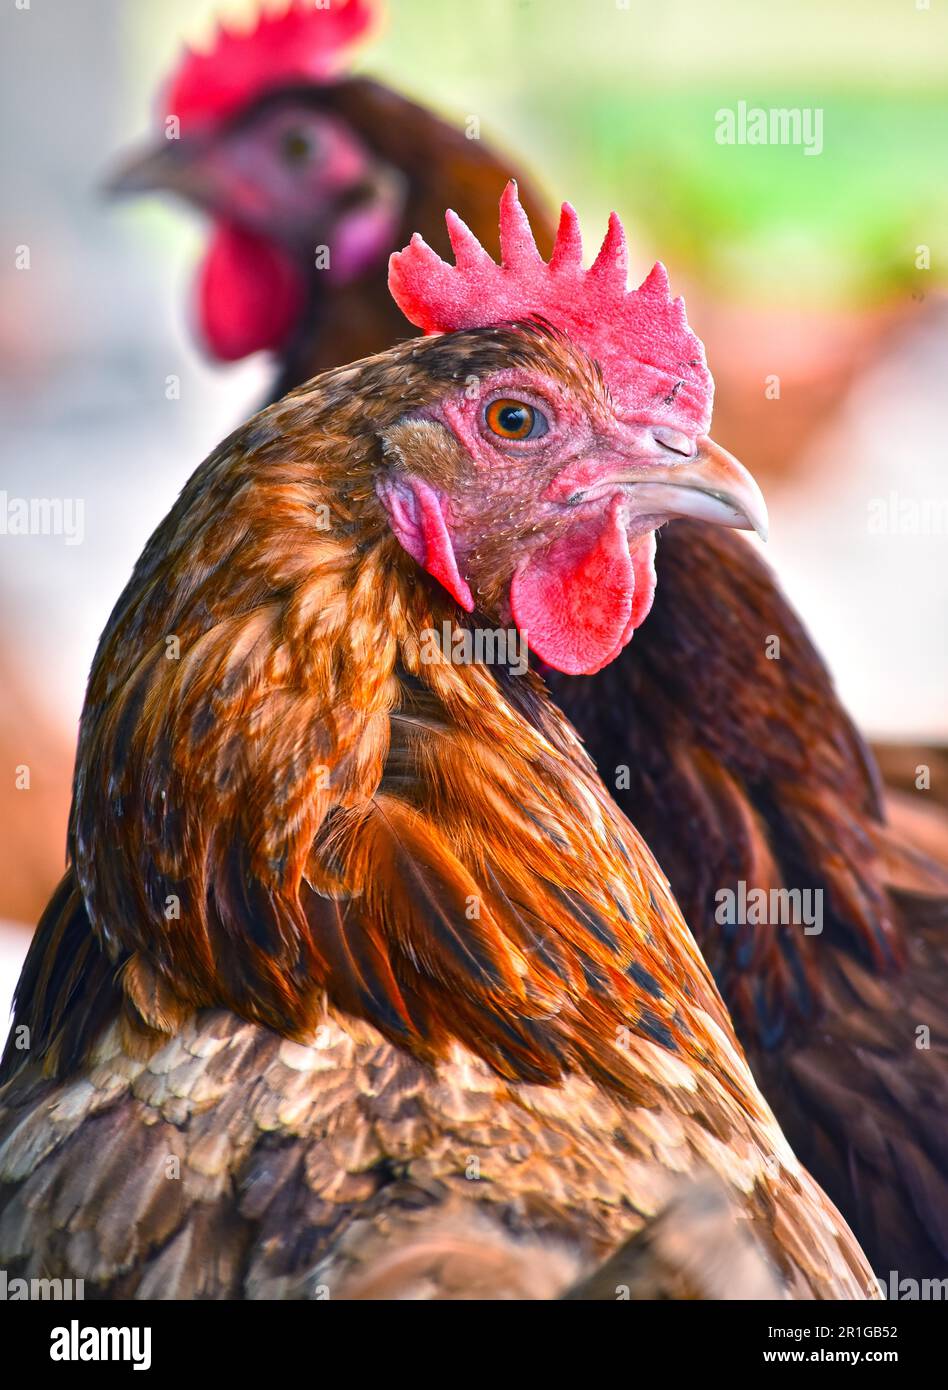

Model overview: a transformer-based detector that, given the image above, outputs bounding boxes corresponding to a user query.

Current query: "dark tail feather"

[0,871,119,1084]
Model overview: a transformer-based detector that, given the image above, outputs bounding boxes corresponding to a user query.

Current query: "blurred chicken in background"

[109,0,550,393]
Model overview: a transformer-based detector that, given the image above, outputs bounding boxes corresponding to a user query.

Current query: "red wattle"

[196,222,304,361]
[511,496,646,676]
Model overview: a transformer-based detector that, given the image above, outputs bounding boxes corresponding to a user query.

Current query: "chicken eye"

[281,129,316,165]
[484,399,548,441]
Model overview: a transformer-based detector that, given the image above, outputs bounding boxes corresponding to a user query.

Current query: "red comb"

[389,181,713,431]
[162,0,374,132]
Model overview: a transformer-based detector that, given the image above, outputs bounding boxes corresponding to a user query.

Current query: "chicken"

[109,0,550,394]
[0,192,874,1300]
[110,5,948,1285]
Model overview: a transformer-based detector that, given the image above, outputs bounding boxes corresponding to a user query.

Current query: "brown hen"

[0,203,873,1298]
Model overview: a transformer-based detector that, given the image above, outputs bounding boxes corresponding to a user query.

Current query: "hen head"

[378,184,768,675]
[108,0,403,359]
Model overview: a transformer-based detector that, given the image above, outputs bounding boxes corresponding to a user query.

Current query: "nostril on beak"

[652,426,697,458]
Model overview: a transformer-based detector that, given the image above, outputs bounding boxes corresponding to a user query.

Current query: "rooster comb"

[389,181,713,430]
[162,0,374,131]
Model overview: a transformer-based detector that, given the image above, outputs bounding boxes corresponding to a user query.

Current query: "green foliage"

[546,86,948,306]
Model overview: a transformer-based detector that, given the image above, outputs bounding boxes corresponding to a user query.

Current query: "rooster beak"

[104,139,207,201]
[626,435,769,541]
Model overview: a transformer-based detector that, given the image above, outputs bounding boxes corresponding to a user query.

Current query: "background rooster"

[109,3,948,1282]
[110,0,550,394]
[0,196,874,1300]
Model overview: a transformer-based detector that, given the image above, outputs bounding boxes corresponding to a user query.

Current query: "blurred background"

[1,0,946,1022]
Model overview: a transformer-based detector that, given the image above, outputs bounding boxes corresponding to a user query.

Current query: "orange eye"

[484,399,546,441]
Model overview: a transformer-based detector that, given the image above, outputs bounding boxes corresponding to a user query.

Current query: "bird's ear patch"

[377,471,474,612]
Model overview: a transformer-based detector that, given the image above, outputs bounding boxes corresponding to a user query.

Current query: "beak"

[626,436,769,541]
[105,139,208,201]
